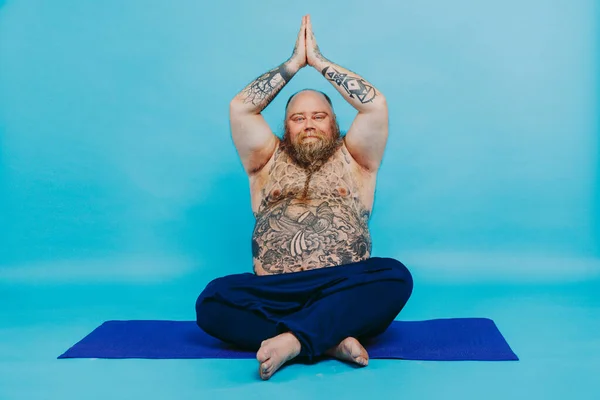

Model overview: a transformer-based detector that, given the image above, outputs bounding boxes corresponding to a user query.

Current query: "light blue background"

[0,1,598,399]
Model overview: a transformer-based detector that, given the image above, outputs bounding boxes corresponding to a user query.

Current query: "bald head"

[285,89,334,117]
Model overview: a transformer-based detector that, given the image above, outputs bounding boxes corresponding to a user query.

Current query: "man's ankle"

[281,332,302,355]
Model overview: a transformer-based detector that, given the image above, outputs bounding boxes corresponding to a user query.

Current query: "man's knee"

[195,291,212,330]
[366,257,414,308]
[195,274,242,308]
[195,277,228,331]
[372,257,413,285]
[195,274,250,331]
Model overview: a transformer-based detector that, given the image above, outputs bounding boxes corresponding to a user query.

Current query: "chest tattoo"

[251,146,372,275]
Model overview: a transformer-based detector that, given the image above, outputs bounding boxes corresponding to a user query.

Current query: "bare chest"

[250,145,374,214]
[249,144,376,275]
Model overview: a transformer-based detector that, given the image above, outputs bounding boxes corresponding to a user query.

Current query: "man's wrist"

[282,59,302,81]
[278,64,293,83]
[310,54,329,73]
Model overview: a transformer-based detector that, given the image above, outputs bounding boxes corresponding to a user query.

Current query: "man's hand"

[306,15,327,68]
[288,16,308,70]
[230,17,312,175]
[303,14,388,173]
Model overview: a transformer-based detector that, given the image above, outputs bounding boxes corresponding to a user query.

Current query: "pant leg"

[196,298,278,350]
[195,257,413,359]
[280,257,413,359]
[195,271,309,350]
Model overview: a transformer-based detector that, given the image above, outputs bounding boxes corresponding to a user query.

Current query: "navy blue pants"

[195,257,413,360]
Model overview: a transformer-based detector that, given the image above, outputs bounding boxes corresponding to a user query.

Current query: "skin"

[252,91,375,380]
[229,15,388,380]
[250,91,374,276]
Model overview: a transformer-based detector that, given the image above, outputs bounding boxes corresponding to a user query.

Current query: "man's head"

[282,89,342,170]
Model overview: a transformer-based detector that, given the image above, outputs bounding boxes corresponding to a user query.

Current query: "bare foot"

[256,332,301,380]
[326,337,369,367]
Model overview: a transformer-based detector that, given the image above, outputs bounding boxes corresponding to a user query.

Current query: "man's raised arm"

[305,16,388,172]
[230,17,308,174]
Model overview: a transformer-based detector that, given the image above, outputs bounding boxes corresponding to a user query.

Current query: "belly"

[251,198,372,275]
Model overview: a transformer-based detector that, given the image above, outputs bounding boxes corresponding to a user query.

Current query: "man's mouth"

[301,133,322,140]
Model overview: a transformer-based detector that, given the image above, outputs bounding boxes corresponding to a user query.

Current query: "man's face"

[282,91,341,169]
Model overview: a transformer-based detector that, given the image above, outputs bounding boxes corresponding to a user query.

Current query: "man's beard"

[281,121,342,172]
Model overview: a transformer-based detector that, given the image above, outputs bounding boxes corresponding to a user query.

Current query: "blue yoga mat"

[58,318,518,361]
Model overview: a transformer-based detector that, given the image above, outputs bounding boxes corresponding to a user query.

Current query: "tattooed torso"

[250,142,376,275]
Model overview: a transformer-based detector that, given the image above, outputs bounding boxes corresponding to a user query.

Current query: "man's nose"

[304,118,316,129]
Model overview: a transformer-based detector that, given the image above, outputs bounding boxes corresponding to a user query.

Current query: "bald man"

[195,15,413,380]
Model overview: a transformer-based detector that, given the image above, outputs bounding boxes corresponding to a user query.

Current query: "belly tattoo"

[252,197,372,274]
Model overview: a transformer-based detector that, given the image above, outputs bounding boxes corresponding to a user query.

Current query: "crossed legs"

[196,257,413,379]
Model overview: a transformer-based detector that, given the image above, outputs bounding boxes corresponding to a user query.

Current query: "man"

[195,15,413,380]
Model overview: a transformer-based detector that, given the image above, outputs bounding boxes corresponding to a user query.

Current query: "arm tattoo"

[278,64,293,83]
[321,66,377,104]
[241,64,292,110]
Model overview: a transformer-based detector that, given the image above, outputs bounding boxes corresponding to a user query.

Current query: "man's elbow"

[230,98,259,116]
[361,94,387,115]
[360,93,386,113]
[373,93,387,109]
[229,98,245,113]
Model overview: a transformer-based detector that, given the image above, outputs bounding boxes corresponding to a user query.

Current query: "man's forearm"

[231,60,300,114]
[312,56,385,112]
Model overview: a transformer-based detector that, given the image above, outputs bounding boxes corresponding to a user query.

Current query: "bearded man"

[195,15,413,380]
